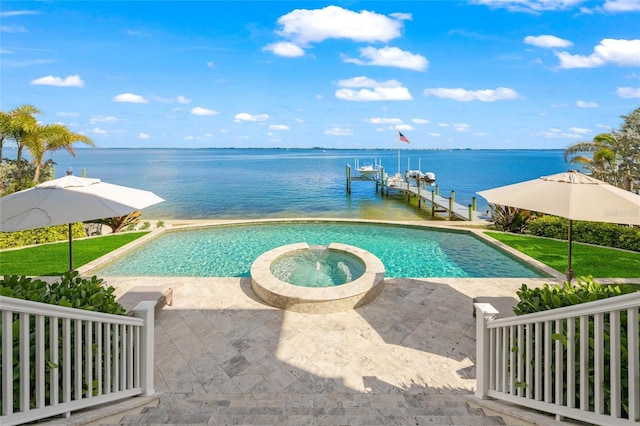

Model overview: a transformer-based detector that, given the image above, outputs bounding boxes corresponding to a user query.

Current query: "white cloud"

[126,30,148,36]
[344,46,428,71]
[57,112,79,117]
[454,123,471,132]
[366,117,403,124]
[412,118,430,124]
[191,107,219,116]
[424,87,519,102]
[0,10,39,17]
[603,0,640,12]
[31,74,84,87]
[269,124,290,130]
[537,127,588,139]
[263,42,305,57]
[90,127,108,135]
[1,25,27,33]
[555,39,640,68]
[324,126,353,136]
[90,115,118,124]
[153,95,191,104]
[470,0,583,13]
[138,133,150,139]
[569,127,591,134]
[113,93,148,103]
[617,86,640,98]
[576,100,598,108]
[336,77,412,101]
[275,5,405,45]
[524,35,572,48]
[336,87,412,101]
[235,113,269,122]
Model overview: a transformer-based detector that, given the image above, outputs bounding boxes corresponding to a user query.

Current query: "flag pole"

[397,133,400,175]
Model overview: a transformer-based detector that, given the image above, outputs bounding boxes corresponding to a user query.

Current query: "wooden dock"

[346,164,485,221]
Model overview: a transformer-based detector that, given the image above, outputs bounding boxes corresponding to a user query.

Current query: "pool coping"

[250,242,386,313]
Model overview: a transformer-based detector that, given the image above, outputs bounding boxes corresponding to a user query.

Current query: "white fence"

[475,292,640,426]
[0,296,155,426]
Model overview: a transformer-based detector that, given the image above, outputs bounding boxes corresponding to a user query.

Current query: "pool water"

[270,248,366,287]
[92,222,543,278]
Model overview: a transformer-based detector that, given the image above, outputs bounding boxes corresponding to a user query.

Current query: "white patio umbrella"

[0,174,164,271]
[477,170,640,280]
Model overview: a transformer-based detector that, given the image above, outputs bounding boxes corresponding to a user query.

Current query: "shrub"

[156,220,165,228]
[489,204,532,233]
[0,223,85,249]
[86,211,141,233]
[514,277,639,418]
[526,216,640,252]
[0,272,126,413]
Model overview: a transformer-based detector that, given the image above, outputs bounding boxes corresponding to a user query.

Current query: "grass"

[0,232,149,276]
[486,231,640,278]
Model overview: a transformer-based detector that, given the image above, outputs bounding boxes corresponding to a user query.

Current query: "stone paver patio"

[84,275,560,425]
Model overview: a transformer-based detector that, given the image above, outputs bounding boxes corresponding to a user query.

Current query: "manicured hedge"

[0,272,125,413]
[514,277,639,419]
[526,216,640,252]
[0,223,86,249]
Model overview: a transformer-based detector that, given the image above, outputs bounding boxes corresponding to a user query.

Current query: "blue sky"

[1,1,639,149]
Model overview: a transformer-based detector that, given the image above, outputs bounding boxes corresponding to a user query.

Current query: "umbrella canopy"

[1,174,164,270]
[477,170,640,279]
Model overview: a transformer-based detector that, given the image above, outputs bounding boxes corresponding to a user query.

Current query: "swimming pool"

[91,221,544,278]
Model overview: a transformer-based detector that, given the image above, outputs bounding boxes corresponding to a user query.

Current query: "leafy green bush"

[0,272,126,413]
[526,216,640,252]
[0,223,85,249]
[514,277,639,418]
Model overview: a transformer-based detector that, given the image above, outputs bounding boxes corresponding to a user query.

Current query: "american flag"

[398,131,410,144]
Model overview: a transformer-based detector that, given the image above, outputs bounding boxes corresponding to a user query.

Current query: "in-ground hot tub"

[250,242,385,313]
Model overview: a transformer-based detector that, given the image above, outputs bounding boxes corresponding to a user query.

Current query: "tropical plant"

[22,123,94,183]
[489,204,532,233]
[564,106,640,192]
[85,211,142,233]
[0,104,41,164]
[0,104,94,189]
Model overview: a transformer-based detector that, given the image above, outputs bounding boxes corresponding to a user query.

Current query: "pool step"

[117,285,174,314]
[111,392,508,425]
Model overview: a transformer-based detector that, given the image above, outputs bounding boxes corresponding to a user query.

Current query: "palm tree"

[564,133,619,185]
[564,106,640,192]
[0,104,41,164]
[23,123,94,183]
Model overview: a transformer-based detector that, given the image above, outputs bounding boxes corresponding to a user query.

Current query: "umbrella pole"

[68,223,73,272]
[566,219,573,281]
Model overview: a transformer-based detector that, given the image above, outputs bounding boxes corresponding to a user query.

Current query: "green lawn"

[0,232,149,276]
[485,232,640,278]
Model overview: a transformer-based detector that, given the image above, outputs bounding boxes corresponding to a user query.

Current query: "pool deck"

[60,219,636,425]
[88,275,563,425]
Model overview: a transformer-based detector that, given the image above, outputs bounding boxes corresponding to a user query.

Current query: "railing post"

[474,303,498,399]
[132,301,156,396]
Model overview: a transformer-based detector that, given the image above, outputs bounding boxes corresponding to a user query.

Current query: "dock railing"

[1,296,155,426]
[474,292,640,426]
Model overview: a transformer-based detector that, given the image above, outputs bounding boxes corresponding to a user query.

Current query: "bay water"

[50,148,571,221]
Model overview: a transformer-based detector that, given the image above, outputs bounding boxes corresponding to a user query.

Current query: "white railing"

[0,296,155,426]
[475,292,640,426]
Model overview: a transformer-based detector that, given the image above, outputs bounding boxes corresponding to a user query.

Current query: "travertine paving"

[100,275,556,425]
